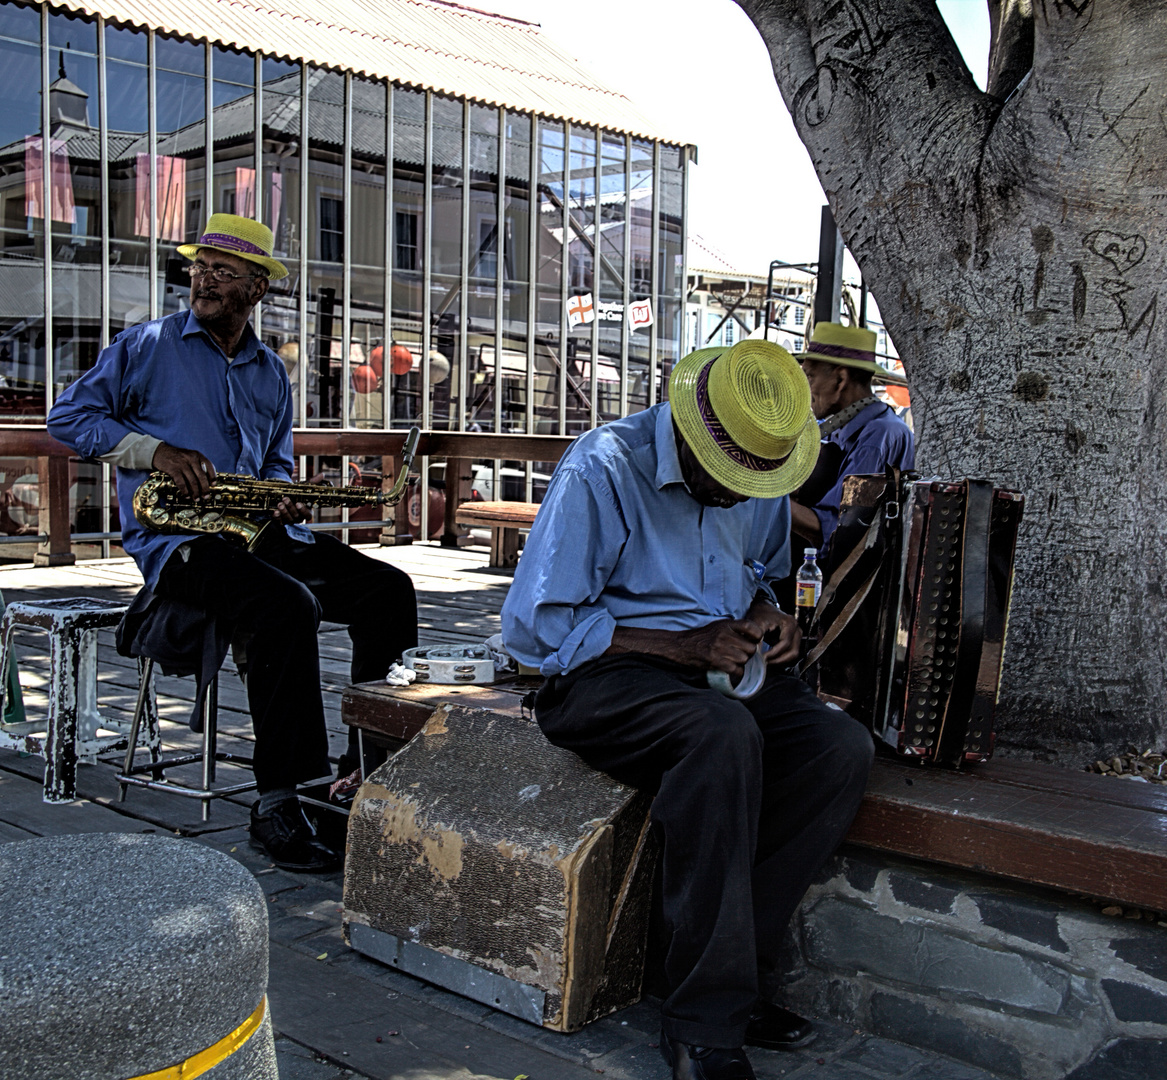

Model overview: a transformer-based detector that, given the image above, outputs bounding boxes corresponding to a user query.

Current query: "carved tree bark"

[736,0,1167,760]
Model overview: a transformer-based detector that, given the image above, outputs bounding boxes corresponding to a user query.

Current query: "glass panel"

[0,4,40,45]
[465,103,497,432]
[48,8,96,52]
[389,87,424,426]
[212,44,255,220]
[155,35,206,321]
[658,145,684,389]
[565,127,596,434]
[349,77,387,430]
[626,138,654,414]
[48,24,103,393]
[305,68,343,426]
[0,20,44,419]
[260,56,302,416]
[105,24,149,339]
[501,111,530,433]
[429,95,461,429]
[535,120,563,433]
[596,133,626,422]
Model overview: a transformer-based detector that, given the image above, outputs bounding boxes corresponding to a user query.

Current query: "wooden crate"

[343,703,656,1031]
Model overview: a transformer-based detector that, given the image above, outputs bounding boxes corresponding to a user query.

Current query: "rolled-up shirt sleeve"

[501,463,628,676]
[47,335,140,458]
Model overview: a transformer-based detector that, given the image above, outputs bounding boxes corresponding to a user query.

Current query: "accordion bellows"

[815,474,1023,766]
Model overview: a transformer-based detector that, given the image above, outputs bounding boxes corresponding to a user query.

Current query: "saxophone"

[133,427,420,552]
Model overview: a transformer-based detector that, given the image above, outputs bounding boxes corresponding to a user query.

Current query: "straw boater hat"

[800,321,908,386]
[669,339,820,499]
[177,213,289,281]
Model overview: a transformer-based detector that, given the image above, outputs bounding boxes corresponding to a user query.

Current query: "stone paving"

[0,547,1006,1080]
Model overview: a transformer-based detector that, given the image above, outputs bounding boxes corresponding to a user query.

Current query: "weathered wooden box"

[342,704,656,1031]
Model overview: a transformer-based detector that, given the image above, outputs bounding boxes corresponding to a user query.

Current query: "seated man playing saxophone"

[48,213,417,872]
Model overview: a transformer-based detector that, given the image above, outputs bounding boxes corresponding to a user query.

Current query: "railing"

[0,427,575,567]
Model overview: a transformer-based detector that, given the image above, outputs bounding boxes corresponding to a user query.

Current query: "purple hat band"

[807,341,876,364]
[695,362,786,475]
[198,232,268,258]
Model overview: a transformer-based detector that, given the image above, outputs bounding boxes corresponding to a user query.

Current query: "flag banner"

[25,137,75,224]
[628,298,654,330]
[567,293,594,328]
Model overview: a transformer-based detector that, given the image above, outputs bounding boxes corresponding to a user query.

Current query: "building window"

[318,194,343,263]
[395,209,419,270]
[794,305,805,326]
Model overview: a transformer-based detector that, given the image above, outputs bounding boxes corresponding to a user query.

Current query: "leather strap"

[798,467,902,677]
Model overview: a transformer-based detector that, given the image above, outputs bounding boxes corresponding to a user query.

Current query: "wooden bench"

[342,679,1167,912]
[454,501,539,568]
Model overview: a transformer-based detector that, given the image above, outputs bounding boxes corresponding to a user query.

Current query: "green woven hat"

[669,340,820,499]
[177,213,289,281]
[801,321,908,386]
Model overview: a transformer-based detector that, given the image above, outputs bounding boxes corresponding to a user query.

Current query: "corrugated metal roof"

[51,0,691,147]
[687,234,815,284]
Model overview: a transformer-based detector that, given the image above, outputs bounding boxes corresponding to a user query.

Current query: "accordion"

[808,472,1023,766]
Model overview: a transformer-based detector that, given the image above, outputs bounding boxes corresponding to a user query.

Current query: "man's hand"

[272,495,312,525]
[609,618,763,680]
[761,607,802,668]
[152,444,215,500]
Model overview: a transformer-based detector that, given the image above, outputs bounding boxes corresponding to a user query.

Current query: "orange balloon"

[390,343,414,376]
[351,364,378,394]
[369,345,384,378]
[885,384,911,408]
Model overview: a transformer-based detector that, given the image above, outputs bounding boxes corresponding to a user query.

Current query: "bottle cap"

[803,547,817,556]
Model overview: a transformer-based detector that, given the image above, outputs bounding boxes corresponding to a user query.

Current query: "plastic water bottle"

[795,548,823,643]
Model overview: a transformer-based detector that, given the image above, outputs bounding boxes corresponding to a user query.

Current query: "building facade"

[0,0,690,548]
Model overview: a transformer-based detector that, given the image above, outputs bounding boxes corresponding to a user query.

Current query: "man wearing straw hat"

[48,214,417,872]
[789,322,914,557]
[502,340,874,1080]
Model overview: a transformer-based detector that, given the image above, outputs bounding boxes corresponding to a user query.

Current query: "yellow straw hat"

[669,340,820,499]
[801,321,907,386]
[177,213,289,281]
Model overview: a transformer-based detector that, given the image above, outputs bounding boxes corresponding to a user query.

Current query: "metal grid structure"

[0,0,692,546]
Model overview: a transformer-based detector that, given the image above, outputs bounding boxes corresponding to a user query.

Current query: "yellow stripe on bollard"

[127,996,267,1080]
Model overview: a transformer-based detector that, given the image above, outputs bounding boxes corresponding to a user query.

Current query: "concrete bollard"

[0,832,278,1080]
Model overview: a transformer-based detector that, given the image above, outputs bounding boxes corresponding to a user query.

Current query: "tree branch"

[986,0,1034,101]
[735,1,996,266]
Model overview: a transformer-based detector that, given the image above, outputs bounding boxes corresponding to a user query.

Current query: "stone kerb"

[773,847,1167,1080]
[0,832,277,1080]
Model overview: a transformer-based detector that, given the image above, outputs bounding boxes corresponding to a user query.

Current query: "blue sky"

[498,0,991,272]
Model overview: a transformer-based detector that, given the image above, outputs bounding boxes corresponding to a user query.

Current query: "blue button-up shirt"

[501,403,793,676]
[47,309,309,589]
[813,401,914,552]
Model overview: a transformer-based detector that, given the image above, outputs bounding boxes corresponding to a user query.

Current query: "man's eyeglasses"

[187,264,263,283]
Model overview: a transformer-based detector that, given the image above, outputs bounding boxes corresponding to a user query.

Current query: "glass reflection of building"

[0,1,689,429]
[0,0,690,549]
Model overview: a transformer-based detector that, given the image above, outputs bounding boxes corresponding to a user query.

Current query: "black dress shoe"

[249,799,341,872]
[744,999,816,1051]
[660,1032,756,1080]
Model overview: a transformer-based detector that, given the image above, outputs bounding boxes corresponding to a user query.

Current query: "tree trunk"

[737,0,1167,761]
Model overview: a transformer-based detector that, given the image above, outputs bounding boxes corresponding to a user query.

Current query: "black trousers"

[535,655,873,1049]
[154,529,417,791]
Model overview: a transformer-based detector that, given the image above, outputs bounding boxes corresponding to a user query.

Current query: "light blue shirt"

[501,403,793,676]
[47,309,310,589]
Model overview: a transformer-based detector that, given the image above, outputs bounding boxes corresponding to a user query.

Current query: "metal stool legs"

[117,658,256,821]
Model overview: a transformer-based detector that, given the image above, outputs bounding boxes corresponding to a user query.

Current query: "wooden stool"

[0,597,152,804]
